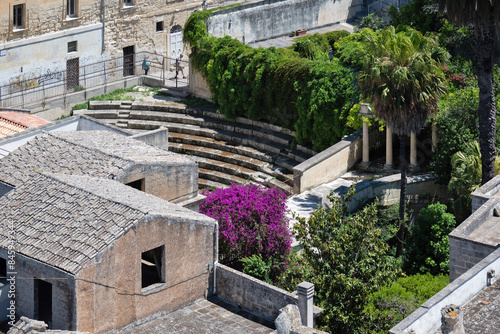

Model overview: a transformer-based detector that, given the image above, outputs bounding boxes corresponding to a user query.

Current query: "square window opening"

[156,21,164,32]
[13,4,25,30]
[68,41,77,53]
[124,0,133,7]
[0,258,6,279]
[141,246,164,289]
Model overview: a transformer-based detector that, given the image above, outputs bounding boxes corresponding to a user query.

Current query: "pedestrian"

[142,58,150,75]
[328,48,333,61]
[176,54,186,79]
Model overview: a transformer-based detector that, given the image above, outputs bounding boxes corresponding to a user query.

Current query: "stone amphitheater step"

[83,101,317,194]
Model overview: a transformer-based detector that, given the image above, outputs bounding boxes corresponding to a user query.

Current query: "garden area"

[187,0,500,332]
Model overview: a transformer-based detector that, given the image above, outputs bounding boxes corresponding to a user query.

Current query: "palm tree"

[358,27,448,256]
[434,0,500,185]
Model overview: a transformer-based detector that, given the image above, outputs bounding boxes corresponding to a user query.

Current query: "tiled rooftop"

[462,278,500,333]
[0,130,191,186]
[0,173,213,274]
[116,298,275,334]
[0,112,50,139]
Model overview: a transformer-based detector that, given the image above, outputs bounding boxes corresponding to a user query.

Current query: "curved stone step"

[199,168,251,186]
[198,178,229,191]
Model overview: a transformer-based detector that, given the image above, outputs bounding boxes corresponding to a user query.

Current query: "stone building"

[0,172,216,332]
[0,127,216,332]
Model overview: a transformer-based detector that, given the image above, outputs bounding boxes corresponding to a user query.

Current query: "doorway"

[123,45,135,77]
[66,57,80,90]
[170,25,183,65]
[34,279,52,327]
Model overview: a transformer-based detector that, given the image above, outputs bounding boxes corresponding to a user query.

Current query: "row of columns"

[359,103,437,170]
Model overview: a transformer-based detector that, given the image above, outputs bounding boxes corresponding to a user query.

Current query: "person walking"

[176,54,186,78]
[142,58,150,75]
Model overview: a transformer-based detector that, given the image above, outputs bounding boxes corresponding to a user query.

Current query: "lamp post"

[359,103,374,169]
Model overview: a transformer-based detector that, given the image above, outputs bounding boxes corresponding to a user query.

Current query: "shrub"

[404,203,456,275]
[324,30,351,50]
[364,273,449,332]
[200,185,292,278]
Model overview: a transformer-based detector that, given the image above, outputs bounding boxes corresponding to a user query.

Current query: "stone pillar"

[441,304,464,334]
[361,118,370,168]
[297,281,314,328]
[432,121,437,152]
[409,131,419,171]
[385,125,393,169]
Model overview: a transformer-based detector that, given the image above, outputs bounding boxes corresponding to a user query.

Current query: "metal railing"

[0,51,190,109]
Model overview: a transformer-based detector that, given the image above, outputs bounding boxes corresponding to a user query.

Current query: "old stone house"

[0,172,216,332]
[0,129,216,332]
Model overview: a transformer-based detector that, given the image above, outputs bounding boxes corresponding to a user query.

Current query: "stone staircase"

[80,101,317,195]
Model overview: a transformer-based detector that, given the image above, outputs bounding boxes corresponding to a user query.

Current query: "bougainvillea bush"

[200,184,292,278]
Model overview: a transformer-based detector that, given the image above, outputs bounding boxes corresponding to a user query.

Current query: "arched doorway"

[170,25,183,64]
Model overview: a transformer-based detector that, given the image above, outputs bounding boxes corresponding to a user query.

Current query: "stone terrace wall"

[216,263,322,321]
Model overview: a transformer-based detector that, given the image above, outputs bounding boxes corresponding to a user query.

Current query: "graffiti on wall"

[9,69,63,93]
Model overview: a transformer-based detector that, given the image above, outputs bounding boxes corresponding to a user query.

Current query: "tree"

[357,27,448,256]
[289,188,399,333]
[403,203,456,275]
[434,0,500,184]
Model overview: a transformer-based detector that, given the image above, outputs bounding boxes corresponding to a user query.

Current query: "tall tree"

[434,0,500,184]
[357,27,448,256]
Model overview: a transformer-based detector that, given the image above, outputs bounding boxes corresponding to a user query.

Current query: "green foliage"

[431,87,480,184]
[241,254,273,283]
[404,203,456,275]
[387,0,442,34]
[71,87,138,112]
[364,273,449,332]
[286,187,399,333]
[335,28,378,69]
[357,27,448,136]
[437,19,476,63]
[376,202,412,258]
[355,13,389,32]
[184,13,359,150]
[324,30,351,50]
[448,141,482,220]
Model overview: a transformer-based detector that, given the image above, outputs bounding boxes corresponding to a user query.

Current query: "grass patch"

[71,86,140,112]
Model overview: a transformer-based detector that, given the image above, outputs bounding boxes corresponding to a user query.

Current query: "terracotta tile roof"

[0,173,213,275]
[0,112,49,139]
[0,130,191,187]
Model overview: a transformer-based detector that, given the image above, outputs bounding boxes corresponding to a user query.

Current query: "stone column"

[385,126,393,169]
[361,118,370,168]
[297,281,314,328]
[432,120,437,152]
[409,131,419,171]
[441,304,464,334]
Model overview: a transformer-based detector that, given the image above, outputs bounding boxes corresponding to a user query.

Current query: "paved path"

[117,298,275,334]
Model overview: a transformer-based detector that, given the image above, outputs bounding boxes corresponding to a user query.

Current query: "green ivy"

[184,12,359,150]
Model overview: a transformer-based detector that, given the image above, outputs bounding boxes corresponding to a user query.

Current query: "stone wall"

[449,198,500,281]
[216,264,322,321]
[208,0,362,44]
[0,251,77,330]
[76,216,216,333]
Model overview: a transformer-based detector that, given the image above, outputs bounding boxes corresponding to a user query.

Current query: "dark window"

[0,258,6,279]
[68,41,77,53]
[13,5,24,30]
[67,0,77,17]
[141,246,164,289]
[66,58,80,90]
[126,178,144,191]
[124,0,133,6]
[156,21,164,32]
